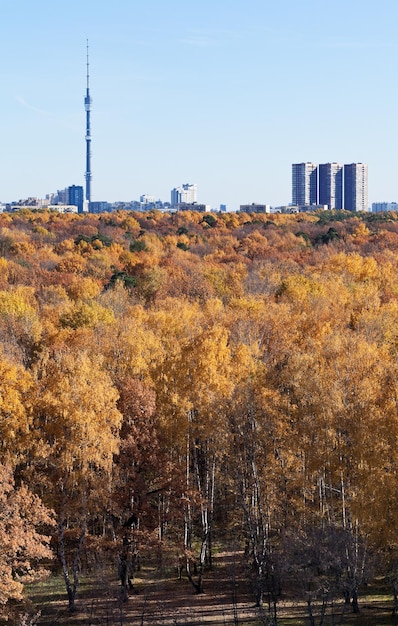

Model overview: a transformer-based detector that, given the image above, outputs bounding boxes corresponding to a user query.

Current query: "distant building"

[319,163,343,210]
[240,203,271,214]
[48,205,78,213]
[89,201,111,213]
[372,202,398,213]
[274,204,327,214]
[175,202,209,212]
[7,203,78,213]
[47,186,84,213]
[53,189,69,204]
[68,185,84,213]
[344,163,368,212]
[11,197,40,207]
[292,163,318,206]
[140,194,157,204]
[171,183,197,206]
[292,162,368,212]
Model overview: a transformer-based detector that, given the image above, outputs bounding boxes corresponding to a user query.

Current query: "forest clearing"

[28,550,257,625]
[25,550,397,625]
[2,208,398,624]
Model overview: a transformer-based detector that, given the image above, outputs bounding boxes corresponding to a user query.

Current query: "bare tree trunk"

[228,399,281,623]
[58,517,86,612]
[306,596,316,626]
[184,437,215,594]
[58,490,87,612]
[119,533,136,602]
[318,591,328,626]
[392,579,398,624]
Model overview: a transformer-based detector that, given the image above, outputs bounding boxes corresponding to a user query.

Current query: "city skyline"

[2,1,398,210]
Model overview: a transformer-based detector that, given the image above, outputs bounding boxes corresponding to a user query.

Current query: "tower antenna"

[84,40,92,207]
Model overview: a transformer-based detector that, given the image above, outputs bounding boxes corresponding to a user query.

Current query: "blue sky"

[2,0,398,210]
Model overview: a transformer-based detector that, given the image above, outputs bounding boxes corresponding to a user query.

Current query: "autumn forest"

[2,207,398,624]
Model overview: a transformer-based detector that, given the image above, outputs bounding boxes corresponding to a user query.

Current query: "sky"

[2,0,398,210]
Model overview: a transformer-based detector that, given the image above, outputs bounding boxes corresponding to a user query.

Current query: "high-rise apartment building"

[318,163,343,210]
[344,163,368,212]
[68,185,84,213]
[292,163,318,206]
[292,162,368,211]
[171,183,197,206]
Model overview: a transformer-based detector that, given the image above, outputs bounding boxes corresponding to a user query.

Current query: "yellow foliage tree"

[33,349,122,611]
[0,351,32,462]
[0,287,42,366]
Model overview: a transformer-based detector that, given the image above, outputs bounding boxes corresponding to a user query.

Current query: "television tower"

[84,40,92,206]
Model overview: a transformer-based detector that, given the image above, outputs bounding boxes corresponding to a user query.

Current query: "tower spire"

[84,40,92,207]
